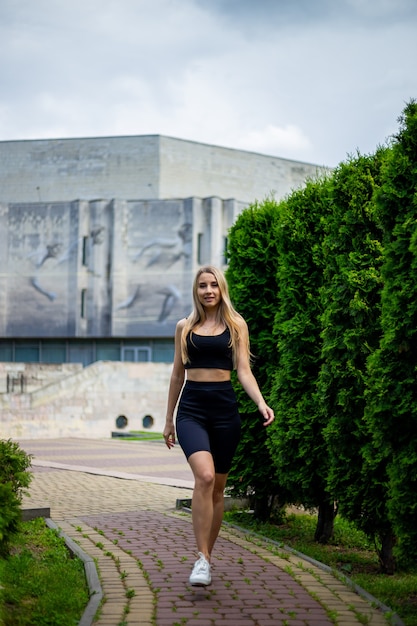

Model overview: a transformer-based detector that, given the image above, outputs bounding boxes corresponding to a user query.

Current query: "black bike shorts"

[175,380,241,474]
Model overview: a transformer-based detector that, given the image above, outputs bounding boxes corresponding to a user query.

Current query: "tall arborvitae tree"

[268,178,336,542]
[364,101,417,568]
[317,149,393,569]
[226,198,288,520]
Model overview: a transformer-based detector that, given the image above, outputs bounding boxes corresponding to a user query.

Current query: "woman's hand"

[258,402,274,426]
[163,422,176,449]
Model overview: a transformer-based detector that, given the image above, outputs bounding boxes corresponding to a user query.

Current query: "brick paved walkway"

[19,438,393,626]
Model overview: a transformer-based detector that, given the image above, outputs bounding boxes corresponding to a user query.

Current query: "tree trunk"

[253,493,272,522]
[314,500,336,544]
[378,532,396,574]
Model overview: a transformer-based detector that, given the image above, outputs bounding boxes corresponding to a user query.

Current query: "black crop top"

[184,327,234,370]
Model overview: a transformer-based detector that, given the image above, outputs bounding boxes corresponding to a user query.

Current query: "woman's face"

[196,272,222,309]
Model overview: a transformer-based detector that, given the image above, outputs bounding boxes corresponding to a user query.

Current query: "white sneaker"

[189,552,211,586]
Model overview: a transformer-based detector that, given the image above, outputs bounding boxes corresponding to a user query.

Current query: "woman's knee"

[195,467,215,489]
[189,452,215,488]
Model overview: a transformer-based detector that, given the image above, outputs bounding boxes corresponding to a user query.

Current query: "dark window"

[82,236,89,266]
[96,343,121,361]
[0,341,13,362]
[41,342,67,363]
[15,342,39,363]
[81,289,87,319]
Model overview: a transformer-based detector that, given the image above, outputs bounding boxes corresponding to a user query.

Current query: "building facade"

[0,134,325,204]
[0,135,327,366]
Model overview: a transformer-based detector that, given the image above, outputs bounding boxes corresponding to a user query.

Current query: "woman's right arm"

[163,319,186,448]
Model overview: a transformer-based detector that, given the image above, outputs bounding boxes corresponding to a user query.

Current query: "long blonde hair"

[180,265,249,368]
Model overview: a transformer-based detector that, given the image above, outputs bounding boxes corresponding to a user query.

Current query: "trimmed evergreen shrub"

[226,198,288,520]
[0,439,33,556]
[267,178,336,542]
[317,149,394,569]
[364,100,417,568]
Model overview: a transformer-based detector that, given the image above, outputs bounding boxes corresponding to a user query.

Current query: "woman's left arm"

[235,319,274,426]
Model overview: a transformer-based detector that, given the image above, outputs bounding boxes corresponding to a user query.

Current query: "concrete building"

[0,135,327,438]
[0,134,324,204]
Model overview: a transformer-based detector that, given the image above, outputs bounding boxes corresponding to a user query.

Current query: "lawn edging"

[46,518,103,626]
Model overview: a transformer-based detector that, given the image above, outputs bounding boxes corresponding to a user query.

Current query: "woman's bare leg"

[208,472,228,556]
[188,451,215,560]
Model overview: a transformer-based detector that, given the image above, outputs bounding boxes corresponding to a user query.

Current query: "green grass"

[116,431,163,441]
[224,509,417,626]
[0,517,89,626]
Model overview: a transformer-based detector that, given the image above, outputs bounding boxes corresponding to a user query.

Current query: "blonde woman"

[163,265,274,586]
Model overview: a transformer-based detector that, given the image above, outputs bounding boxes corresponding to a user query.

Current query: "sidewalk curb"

[45,518,103,626]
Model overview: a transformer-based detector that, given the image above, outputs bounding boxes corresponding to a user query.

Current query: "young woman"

[163,265,274,586]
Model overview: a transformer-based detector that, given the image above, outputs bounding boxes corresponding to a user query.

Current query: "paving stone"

[19,438,397,626]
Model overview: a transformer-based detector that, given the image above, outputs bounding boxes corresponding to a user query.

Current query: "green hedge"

[226,199,287,520]
[225,101,417,571]
[363,101,417,567]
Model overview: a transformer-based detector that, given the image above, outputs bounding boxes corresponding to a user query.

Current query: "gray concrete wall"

[0,361,172,439]
[159,135,324,203]
[0,136,160,203]
[1,197,246,339]
[0,200,82,337]
[110,198,193,338]
[0,135,327,205]
[0,362,82,394]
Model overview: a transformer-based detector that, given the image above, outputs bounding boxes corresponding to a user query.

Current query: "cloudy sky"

[1,0,416,167]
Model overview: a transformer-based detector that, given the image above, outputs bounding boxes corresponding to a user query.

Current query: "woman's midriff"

[186,368,231,382]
